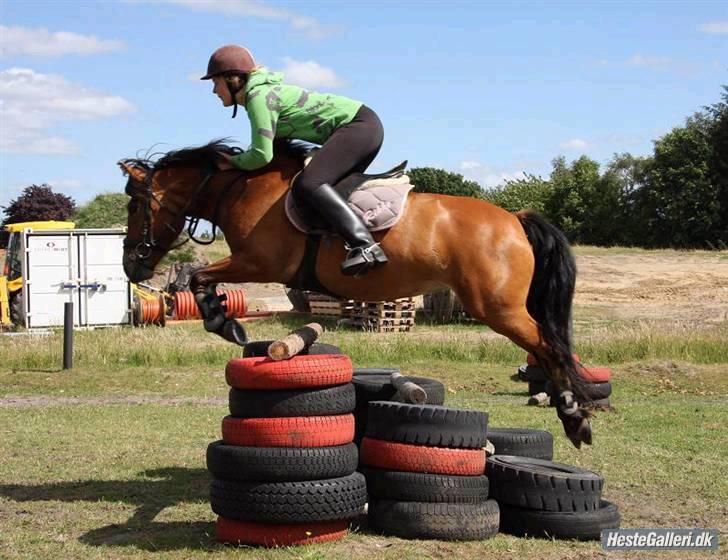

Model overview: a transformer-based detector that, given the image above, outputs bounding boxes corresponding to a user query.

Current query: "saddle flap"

[285,167,414,234]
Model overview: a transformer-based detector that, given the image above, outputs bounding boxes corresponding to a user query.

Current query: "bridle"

[123,162,243,262]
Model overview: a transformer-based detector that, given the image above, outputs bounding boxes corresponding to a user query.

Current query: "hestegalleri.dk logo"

[602,528,719,551]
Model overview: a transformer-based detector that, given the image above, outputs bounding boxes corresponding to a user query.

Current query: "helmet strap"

[226,81,240,119]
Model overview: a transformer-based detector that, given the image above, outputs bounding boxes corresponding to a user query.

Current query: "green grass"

[1,366,726,559]
[1,282,727,558]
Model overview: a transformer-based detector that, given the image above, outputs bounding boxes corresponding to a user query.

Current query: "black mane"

[122,138,312,172]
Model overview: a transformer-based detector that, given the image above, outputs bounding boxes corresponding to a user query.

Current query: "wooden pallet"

[309,298,355,317]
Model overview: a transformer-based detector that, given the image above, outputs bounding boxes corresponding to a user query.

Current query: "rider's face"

[212,76,233,107]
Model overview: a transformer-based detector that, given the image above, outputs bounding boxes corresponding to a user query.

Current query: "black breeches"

[292,105,384,204]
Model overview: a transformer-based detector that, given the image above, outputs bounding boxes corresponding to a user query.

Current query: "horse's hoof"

[203,313,226,333]
[221,319,248,346]
[558,407,593,449]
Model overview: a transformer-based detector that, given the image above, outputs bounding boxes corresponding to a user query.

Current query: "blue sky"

[1,0,726,210]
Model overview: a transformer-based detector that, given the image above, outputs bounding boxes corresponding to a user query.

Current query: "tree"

[483,173,553,213]
[600,153,652,245]
[74,193,128,228]
[408,167,484,198]
[543,156,602,243]
[641,114,718,247]
[1,185,76,248]
[704,85,728,247]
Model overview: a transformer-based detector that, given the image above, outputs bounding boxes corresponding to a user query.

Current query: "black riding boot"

[306,183,388,276]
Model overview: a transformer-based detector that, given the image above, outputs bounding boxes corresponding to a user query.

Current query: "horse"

[119,139,593,448]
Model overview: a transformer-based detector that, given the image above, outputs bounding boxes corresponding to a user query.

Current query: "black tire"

[528,380,548,395]
[242,340,342,358]
[518,365,547,382]
[285,288,310,313]
[487,428,554,460]
[210,472,367,523]
[487,455,603,512]
[362,466,489,503]
[365,402,488,448]
[368,499,499,540]
[228,383,355,418]
[354,367,400,376]
[9,291,23,326]
[499,500,620,540]
[206,441,358,482]
[584,382,612,400]
[353,374,445,444]
[353,374,445,404]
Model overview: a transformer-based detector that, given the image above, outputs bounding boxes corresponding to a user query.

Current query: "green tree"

[483,173,553,213]
[408,167,484,198]
[544,156,601,243]
[600,153,652,245]
[74,192,128,228]
[704,85,728,247]
[641,114,718,247]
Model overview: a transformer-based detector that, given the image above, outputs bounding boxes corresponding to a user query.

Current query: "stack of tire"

[518,353,613,408]
[206,341,367,547]
[360,402,500,541]
[487,454,621,540]
[486,427,554,460]
[352,368,446,445]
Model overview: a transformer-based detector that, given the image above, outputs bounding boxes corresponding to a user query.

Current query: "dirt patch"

[574,252,728,326]
[152,248,728,326]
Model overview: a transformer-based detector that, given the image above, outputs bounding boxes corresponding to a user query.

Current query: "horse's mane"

[123,138,312,172]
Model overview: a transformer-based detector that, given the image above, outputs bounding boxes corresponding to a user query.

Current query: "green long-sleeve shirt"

[231,68,363,170]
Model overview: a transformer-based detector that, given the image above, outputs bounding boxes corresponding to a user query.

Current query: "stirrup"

[341,242,387,276]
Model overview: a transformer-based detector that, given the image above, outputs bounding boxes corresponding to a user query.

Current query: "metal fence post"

[63,302,73,369]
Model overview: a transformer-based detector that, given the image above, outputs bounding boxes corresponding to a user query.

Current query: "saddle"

[285,152,414,234]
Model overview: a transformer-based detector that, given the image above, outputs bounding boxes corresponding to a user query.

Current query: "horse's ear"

[118,161,148,184]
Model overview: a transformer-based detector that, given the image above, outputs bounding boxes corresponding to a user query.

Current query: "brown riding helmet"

[201,45,256,80]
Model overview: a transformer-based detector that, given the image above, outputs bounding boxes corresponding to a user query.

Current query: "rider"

[201,44,388,277]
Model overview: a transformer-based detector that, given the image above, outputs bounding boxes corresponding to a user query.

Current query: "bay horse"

[119,140,593,448]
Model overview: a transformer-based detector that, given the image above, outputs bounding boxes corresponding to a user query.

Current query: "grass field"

[1,249,727,559]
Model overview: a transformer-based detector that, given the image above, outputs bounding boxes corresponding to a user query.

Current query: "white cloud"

[165,0,341,40]
[458,161,526,188]
[278,57,346,89]
[560,138,589,150]
[626,54,672,68]
[0,25,125,58]
[460,161,482,170]
[0,68,135,155]
[698,21,728,34]
[49,179,83,190]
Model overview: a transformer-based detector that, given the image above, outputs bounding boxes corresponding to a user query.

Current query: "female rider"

[201,44,387,276]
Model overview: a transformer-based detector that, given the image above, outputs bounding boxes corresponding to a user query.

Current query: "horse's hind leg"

[456,279,593,448]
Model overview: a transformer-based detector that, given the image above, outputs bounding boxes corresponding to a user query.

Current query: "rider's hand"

[216,152,236,171]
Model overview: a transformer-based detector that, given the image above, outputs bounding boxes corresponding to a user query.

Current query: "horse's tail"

[516,210,588,402]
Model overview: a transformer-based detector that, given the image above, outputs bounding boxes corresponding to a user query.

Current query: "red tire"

[578,366,611,383]
[360,437,486,476]
[526,353,581,366]
[226,355,353,390]
[222,414,355,447]
[216,516,348,546]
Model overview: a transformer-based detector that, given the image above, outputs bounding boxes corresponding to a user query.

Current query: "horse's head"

[118,160,188,283]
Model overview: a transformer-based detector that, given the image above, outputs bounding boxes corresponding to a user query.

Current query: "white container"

[19,228,132,328]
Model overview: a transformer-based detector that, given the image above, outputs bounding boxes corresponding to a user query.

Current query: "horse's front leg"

[189,255,250,346]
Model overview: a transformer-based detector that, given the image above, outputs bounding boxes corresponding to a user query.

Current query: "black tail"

[516,210,588,402]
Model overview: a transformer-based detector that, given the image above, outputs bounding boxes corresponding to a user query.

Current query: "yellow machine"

[0,221,75,326]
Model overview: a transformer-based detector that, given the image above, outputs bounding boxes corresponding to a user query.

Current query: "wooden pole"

[391,372,427,404]
[267,323,323,361]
